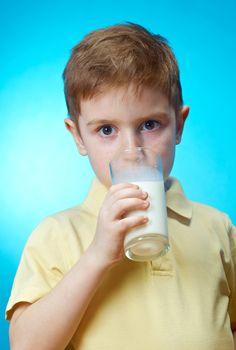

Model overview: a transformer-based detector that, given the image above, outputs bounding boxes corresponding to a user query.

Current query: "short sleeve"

[228,221,236,329]
[6,216,70,320]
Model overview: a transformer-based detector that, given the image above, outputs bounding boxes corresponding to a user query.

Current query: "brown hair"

[63,23,183,121]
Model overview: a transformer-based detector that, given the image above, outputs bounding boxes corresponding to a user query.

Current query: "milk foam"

[112,165,163,184]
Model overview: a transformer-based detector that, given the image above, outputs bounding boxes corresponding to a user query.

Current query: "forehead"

[79,85,175,120]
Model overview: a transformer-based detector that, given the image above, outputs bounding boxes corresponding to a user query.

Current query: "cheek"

[163,148,176,177]
[161,143,176,178]
[154,131,176,177]
[87,152,113,187]
[146,129,175,154]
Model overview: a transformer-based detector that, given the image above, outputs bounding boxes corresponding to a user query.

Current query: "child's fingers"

[111,197,149,219]
[109,187,148,205]
[109,182,139,194]
[117,215,149,234]
[105,183,148,209]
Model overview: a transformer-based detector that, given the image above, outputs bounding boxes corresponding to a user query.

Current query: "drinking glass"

[109,147,169,262]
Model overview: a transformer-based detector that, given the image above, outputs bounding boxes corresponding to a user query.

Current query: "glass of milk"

[109,147,169,262]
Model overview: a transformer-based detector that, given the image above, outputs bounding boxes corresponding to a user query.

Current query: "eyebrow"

[85,113,171,126]
[86,119,117,126]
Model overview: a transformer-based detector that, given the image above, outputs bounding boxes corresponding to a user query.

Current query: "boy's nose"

[121,130,141,150]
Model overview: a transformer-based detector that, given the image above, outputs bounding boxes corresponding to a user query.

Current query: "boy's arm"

[10,247,110,350]
[9,183,148,350]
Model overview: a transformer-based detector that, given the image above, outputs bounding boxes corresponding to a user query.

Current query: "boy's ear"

[176,105,190,144]
[64,118,87,156]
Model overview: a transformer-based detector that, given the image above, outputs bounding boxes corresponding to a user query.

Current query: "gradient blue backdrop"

[1,0,235,348]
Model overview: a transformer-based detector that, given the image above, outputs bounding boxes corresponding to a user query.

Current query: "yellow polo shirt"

[6,177,236,350]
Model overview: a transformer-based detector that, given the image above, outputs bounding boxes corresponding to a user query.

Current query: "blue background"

[1,0,235,348]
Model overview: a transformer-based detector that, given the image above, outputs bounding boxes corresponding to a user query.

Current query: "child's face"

[65,86,189,187]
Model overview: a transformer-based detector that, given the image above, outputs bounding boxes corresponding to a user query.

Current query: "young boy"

[6,23,236,350]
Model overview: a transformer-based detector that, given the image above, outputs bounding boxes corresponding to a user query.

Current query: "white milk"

[124,180,168,259]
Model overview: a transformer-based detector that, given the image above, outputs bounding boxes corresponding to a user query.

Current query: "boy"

[6,23,236,349]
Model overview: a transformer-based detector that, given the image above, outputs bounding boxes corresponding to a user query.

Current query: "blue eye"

[141,120,160,131]
[99,125,115,136]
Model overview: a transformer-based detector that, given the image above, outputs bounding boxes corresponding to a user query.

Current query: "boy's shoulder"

[26,178,107,262]
[31,202,97,243]
[191,199,227,217]
[191,200,232,230]
[32,202,89,229]
[33,177,107,235]
[23,203,98,271]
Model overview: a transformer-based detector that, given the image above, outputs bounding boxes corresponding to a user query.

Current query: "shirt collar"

[83,176,192,220]
[165,177,193,220]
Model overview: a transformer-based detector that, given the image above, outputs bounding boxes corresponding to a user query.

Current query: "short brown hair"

[63,23,183,121]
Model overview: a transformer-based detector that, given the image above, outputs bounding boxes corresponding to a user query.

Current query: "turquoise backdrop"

[1,0,235,348]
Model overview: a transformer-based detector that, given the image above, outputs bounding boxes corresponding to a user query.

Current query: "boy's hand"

[89,183,149,267]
